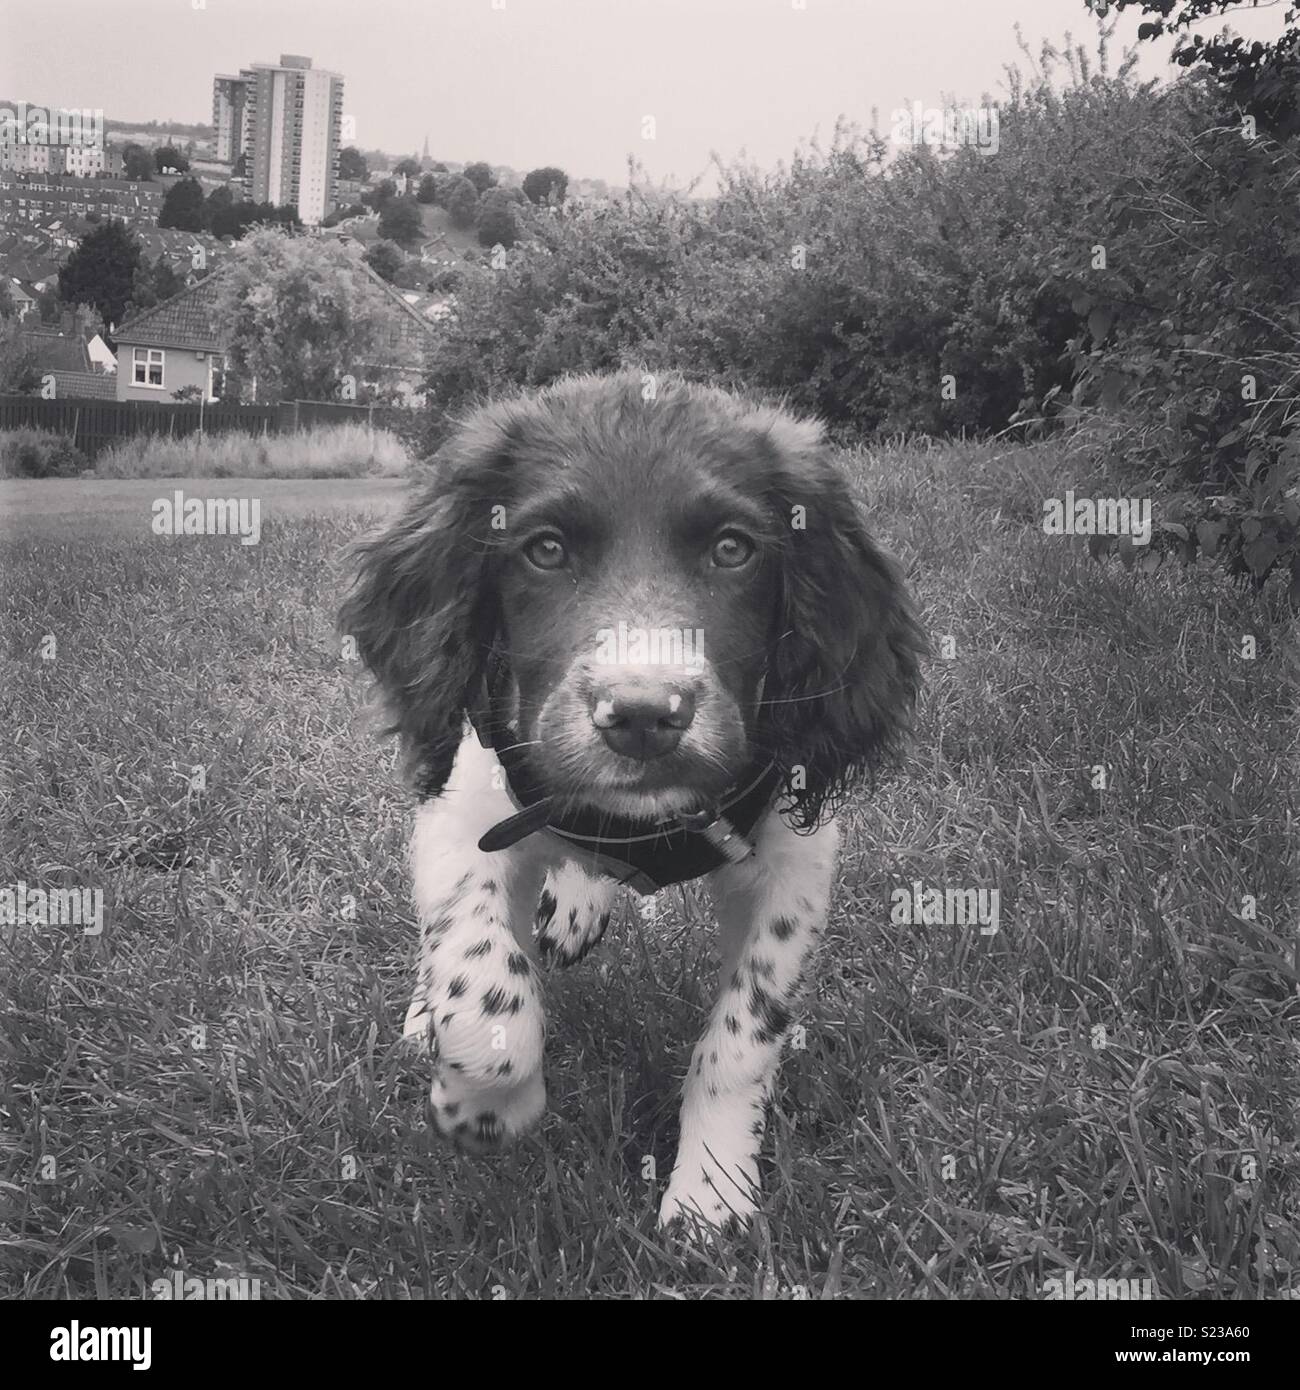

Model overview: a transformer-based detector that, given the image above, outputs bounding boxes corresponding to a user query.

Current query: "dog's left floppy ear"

[339,401,528,797]
[752,409,928,828]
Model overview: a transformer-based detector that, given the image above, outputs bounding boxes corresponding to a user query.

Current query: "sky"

[1,0,1285,185]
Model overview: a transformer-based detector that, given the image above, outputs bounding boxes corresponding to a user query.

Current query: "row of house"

[0,173,164,228]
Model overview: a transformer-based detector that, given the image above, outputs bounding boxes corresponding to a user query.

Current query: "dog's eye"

[524,533,568,571]
[710,531,755,569]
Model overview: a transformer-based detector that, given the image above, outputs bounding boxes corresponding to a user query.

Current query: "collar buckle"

[675,810,755,864]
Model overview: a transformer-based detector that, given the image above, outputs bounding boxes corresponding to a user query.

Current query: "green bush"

[0,428,89,478]
[1062,90,1300,592]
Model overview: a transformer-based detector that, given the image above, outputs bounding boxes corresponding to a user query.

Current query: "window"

[132,347,164,388]
[209,355,227,401]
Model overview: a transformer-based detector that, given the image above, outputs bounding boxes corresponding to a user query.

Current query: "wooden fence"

[0,396,416,460]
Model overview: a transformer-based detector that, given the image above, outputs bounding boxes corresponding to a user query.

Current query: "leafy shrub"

[0,428,89,478]
[1062,90,1300,592]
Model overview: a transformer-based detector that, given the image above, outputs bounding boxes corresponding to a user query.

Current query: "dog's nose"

[590,684,696,760]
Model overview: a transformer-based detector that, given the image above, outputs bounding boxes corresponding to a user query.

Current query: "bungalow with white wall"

[113,271,227,402]
[112,259,439,403]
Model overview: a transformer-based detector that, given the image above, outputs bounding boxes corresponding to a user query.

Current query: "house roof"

[50,369,117,400]
[114,270,226,351]
[356,257,442,341]
[19,328,91,373]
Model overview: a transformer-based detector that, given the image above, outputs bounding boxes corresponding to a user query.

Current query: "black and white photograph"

[1,0,1297,1333]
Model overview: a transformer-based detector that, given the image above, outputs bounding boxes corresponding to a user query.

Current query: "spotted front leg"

[659,811,838,1230]
[405,731,549,1152]
[535,860,617,966]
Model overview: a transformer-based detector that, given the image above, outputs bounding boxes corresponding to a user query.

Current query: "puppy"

[341,370,924,1228]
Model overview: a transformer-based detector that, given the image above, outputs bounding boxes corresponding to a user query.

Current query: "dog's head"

[341,372,925,826]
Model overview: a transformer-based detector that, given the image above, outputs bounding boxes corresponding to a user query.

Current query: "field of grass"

[1,444,1296,1299]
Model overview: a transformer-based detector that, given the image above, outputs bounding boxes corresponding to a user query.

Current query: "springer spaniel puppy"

[341,371,924,1230]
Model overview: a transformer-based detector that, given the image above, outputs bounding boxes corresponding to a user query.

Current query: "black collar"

[467,693,781,896]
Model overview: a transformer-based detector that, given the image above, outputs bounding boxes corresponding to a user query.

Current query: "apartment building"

[212,55,343,225]
[212,75,252,165]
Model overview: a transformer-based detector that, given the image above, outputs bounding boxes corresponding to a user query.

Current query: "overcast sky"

[1,0,1283,183]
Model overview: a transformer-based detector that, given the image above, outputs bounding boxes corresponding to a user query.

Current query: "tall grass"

[92,422,413,479]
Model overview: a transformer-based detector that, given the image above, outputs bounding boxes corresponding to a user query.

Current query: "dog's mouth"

[530,741,740,821]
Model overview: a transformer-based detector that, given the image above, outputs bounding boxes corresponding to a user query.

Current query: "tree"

[209,199,300,241]
[204,184,234,230]
[476,188,521,248]
[130,256,186,313]
[0,317,41,392]
[364,239,405,282]
[159,178,205,232]
[463,161,497,194]
[58,220,141,328]
[446,176,479,229]
[214,226,389,402]
[1106,0,1300,132]
[154,143,190,173]
[122,143,153,180]
[36,288,62,325]
[394,157,422,179]
[523,166,568,206]
[338,146,369,182]
[429,161,448,174]
[416,173,438,204]
[379,196,424,246]
[427,266,462,294]
[362,178,397,210]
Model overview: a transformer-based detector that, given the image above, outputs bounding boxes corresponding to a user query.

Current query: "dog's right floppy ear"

[339,401,528,797]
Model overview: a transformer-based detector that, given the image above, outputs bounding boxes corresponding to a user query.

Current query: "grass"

[0,441,1296,1299]
[91,422,414,480]
[0,477,408,544]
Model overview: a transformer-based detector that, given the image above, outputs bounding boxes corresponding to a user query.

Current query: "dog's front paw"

[535,863,616,967]
[429,1066,546,1154]
[658,1153,760,1233]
